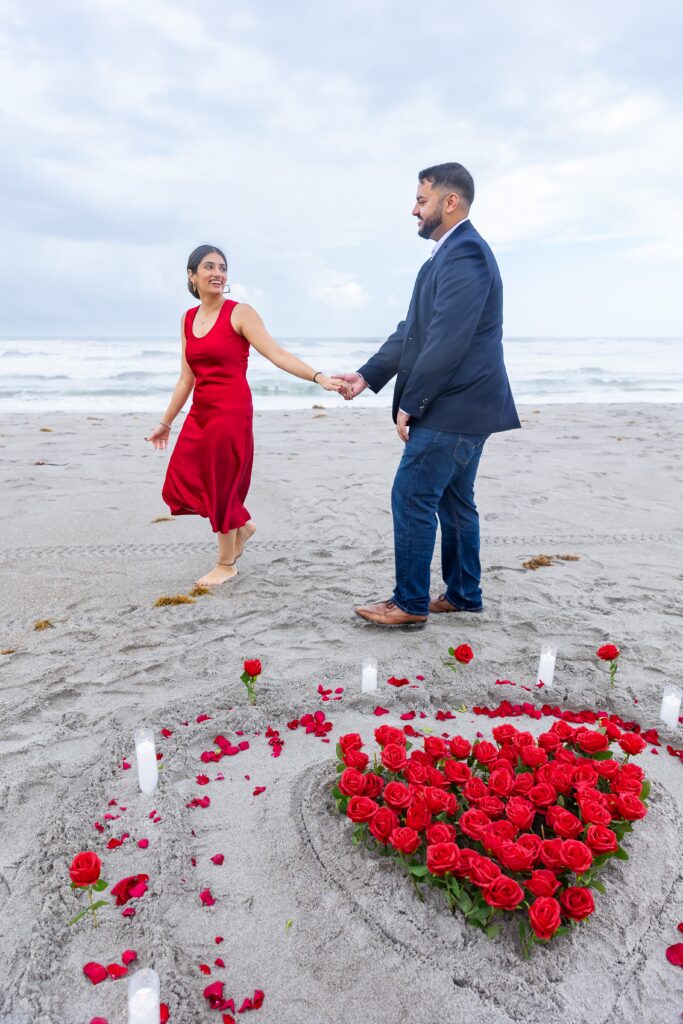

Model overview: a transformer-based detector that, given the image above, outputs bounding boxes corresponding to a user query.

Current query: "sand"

[0,402,682,1023]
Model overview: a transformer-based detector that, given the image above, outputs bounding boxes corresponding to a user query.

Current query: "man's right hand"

[333,372,368,400]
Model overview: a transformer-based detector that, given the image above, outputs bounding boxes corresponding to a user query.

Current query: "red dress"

[162,300,254,533]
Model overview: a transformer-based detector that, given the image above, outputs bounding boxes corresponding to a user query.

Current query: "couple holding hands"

[145,162,519,625]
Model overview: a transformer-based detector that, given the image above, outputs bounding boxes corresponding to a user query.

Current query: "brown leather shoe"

[429,593,482,613]
[355,600,428,626]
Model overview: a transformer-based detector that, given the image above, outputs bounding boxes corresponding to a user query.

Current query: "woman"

[145,244,347,586]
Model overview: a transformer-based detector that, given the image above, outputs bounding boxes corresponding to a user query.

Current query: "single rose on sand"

[240,659,262,705]
[442,643,474,673]
[68,852,109,928]
[596,643,620,686]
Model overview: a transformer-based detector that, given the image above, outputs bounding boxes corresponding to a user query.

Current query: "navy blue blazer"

[358,220,520,435]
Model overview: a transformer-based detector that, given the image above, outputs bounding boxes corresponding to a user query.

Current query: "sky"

[2,0,682,339]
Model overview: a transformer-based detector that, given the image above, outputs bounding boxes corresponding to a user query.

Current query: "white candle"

[134,728,158,795]
[361,657,378,693]
[128,968,160,1024]
[659,684,682,730]
[537,643,557,688]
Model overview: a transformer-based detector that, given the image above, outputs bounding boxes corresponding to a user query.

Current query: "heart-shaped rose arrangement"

[333,720,650,954]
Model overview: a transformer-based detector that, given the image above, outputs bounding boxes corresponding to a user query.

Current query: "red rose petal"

[106,963,128,980]
[196,774,210,785]
[215,957,225,968]
[83,962,108,985]
[200,888,216,906]
[138,839,149,849]
[121,950,137,965]
[121,760,131,770]
[416,675,425,681]
[160,1005,170,1023]
[211,854,225,865]
[678,923,683,934]
[373,706,390,716]
[252,786,266,796]
[223,1017,235,1024]
[90,1018,109,1024]
[122,907,136,918]
[161,728,173,738]
[252,990,265,1009]
[399,711,416,720]
[237,997,253,1012]
[197,714,212,723]
[215,935,224,944]
[199,964,212,975]
[666,943,683,967]
[387,676,411,687]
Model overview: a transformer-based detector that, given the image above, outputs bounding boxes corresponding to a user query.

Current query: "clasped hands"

[333,372,410,442]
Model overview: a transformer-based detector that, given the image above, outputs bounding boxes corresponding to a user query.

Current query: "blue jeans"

[391,426,488,617]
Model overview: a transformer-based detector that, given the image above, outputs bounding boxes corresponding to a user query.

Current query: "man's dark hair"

[186,244,227,298]
[418,162,475,207]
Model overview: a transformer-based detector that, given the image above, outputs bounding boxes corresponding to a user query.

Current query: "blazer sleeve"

[357,320,406,392]
[398,246,492,419]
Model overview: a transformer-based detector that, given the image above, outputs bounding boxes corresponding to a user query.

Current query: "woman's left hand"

[318,375,354,398]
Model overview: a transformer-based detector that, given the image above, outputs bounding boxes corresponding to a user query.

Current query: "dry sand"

[0,402,682,1023]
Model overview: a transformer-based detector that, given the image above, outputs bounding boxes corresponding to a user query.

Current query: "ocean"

[1,336,682,413]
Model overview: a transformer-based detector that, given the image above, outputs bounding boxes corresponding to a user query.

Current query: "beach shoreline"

[1,402,682,1022]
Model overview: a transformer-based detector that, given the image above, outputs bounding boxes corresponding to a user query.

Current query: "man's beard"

[417,209,444,239]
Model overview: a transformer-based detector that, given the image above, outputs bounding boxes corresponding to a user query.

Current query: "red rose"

[516,831,542,862]
[539,838,564,870]
[382,781,412,810]
[550,719,575,740]
[111,873,149,906]
[578,799,612,827]
[424,736,448,760]
[520,745,547,768]
[511,730,535,750]
[405,797,432,832]
[426,822,456,844]
[369,806,399,844]
[618,733,647,756]
[374,725,406,747]
[478,796,504,819]
[572,764,599,789]
[339,732,363,752]
[512,772,534,795]
[505,796,535,831]
[585,824,618,854]
[482,820,516,854]
[559,840,593,875]
[408,749,432,767]
[574,728,610,754]
[423,786,451,814]
[345,796,379,823]
[559,886,595,921]
[69,852,101,888]
[546,806,584,839]
[342,747,370,771]
[462,776,487,803]
[452,643,474,664]
[427,765,447,787]
[488,768,514,797]
[363,773,384,798]
[338,768,367,797]
[448,736,472,759]
[467,854,501,888]
[528,782,557,807]
[594,757,620,780]
[459,808,491,841]
[614,794,647,821]
[389,827,421,855]
[443,759,471,785]
[427,842,461,876]
[549,764,574,793]
[529,896,562,940]
[404,761,430,785]
[538,731,562,753]
[473,740,497,765]
[525,870,561,898]
[599,717,623,741]
[597,644,620,662]
[492,724,518,744]
[482,875,525,910]
[243,659,262,677]
[498,841,536,873]
[381,743,408,773]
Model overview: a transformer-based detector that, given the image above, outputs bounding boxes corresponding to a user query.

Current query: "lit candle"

[361,657,378,693]
[134,728,158,795]
[659,684,682,730]
[128,968,160,1024]
[537,642,557,687]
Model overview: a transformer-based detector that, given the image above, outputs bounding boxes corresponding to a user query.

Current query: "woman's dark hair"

[187,244,227,299]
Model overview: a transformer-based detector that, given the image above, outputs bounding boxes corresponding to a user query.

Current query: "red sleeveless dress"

[162,300,254,533]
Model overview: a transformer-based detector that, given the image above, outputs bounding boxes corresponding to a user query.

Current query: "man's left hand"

[396,410,411,443]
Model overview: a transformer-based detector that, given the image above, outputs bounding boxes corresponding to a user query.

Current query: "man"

[338,162,520,625]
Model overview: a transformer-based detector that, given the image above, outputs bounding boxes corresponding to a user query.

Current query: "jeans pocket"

[453,433,487,466]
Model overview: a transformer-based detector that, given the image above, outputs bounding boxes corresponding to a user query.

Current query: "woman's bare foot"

[196,562,238,586]
[235,522,256,560]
